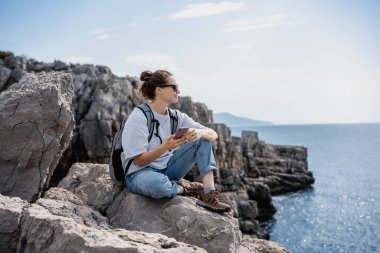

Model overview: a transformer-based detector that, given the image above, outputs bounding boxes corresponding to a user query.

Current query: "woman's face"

[156,76,180,104]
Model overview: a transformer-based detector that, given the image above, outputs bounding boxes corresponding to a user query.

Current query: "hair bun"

[140,70,153,82]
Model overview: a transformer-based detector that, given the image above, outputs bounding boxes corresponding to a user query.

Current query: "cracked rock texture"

[58,162,242,253]
[0,194,28,252]
[17,194,205,253]
[0,72,75,202]
[239,235,290,253]
[0,192,205,253]
[58,163,122,213]
[107,191,241,253]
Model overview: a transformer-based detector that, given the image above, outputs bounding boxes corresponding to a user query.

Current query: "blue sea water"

[231,123,380,253]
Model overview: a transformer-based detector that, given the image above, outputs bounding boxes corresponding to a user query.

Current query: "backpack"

[109,103,179,182]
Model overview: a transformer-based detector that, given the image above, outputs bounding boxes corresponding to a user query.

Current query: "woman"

[121,70,230,212]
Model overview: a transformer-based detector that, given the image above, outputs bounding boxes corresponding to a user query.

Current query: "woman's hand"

[183,128,202,142]
[135,135,184,166]
[163,135,186,150]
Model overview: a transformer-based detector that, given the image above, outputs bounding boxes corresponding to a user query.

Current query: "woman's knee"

[128,171,176,198]
[197,138,213,151]
[198,138,211,145]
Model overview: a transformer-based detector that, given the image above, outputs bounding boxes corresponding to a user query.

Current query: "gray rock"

[27,58,68,72]
[44,187,84,205]
[0,72,75,202]
[239,220,259,234]
[0,66,11,92]
[220,191,260,234]
[107,190,241,253]
[0,194,28,252]
[18,199,206,253]
[194,102,213,124]
[222,191,250,218]
[36,196,110,229]
[53,60,68,71]
[242,131,259,153]
[238,200,259,221]
[4,56,27,70]
[205,123,234,171]
[58,163,122,212]
[246,182,276,220]
[66,65,139,164]
[2,68,28,91]
[171,97,213,124]
[239,235,290,253]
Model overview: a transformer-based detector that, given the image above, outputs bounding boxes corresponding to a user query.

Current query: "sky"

[1,0,379,124]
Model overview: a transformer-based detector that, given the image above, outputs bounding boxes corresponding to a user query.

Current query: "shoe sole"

[196,199,230,213]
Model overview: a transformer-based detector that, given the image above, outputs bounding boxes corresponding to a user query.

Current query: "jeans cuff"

[199,167,217,178]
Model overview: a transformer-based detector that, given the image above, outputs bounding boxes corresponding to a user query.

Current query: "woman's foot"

[196,190,231,212]
[177,179,204,197]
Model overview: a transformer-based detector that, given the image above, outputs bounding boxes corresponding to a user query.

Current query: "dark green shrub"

[0,50,14,59]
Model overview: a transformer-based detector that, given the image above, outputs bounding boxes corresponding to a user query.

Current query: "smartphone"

[174,127,189,139]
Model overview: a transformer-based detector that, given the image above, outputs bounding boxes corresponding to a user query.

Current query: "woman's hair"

[139,70,173,100]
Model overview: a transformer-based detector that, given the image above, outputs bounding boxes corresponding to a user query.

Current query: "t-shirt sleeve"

[121,108,149,160]
[176,110,206,129]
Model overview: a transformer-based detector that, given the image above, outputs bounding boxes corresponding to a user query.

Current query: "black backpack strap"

[168,108,179,135]
[123,103,163,177]
[137,103,176,144]
[137,103,156,142]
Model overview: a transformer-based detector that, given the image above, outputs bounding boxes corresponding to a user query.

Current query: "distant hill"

[214,112,273,127]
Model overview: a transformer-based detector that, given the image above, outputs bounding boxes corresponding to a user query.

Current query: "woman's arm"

[184,127,218,142]
[134,135,186,167]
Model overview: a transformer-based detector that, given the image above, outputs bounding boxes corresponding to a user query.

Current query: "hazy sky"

[1,0,379,124]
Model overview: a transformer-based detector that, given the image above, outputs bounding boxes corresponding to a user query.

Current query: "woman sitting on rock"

[121,69,230,212]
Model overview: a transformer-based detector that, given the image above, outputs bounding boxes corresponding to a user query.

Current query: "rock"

[36,195,110,229]
[3,56,27,70]
[246,182,276,220]
[26,58,68,72]
[171,96,213,124]
[107,190,241,253]
[26,58,54,72]
[53,60,68,71]
[58,163,122,212]
[220,191,260,234]
[0,66,11,92]
[0,72,75,202]
[205,123,236,171]
[219,168,242,191]
[239,235,290,253]
[43,187,84,205]
[0,194,28,252]
[238,200,259,221]
[60,65,138,164]
[250,142,314,195]
[2,68,28,91]
[18,197,205,253]
[193,102,213,124]
[239,220,259,234]
[221,191,250,218]
[242,131,260,153]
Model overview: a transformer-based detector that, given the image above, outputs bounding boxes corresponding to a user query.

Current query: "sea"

[230,123,380,253]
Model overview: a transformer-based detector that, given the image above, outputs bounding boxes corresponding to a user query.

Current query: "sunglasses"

[159,83,179,92]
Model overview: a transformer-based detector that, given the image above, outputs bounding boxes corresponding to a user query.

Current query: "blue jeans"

[125,139,217,198]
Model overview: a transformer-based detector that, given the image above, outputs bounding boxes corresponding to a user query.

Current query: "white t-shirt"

[121,106,206,175]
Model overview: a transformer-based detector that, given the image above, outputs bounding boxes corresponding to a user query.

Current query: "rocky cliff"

[0,53,313,252]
